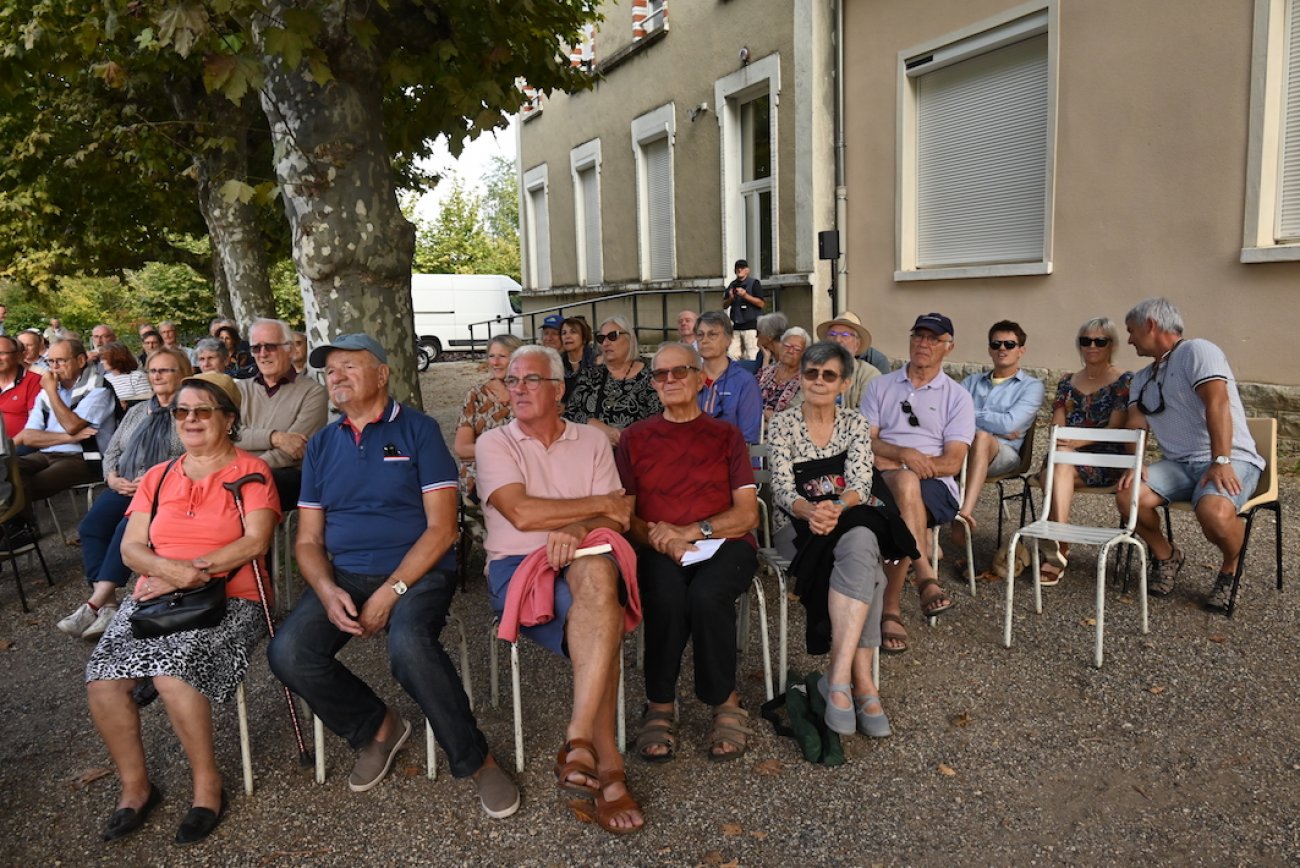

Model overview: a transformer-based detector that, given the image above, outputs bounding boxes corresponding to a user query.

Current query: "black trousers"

[639,539,758,706]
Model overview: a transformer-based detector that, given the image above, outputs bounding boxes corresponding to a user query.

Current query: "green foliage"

[269,258,305,330]
[127,262,215,341]
[412,172,519,281]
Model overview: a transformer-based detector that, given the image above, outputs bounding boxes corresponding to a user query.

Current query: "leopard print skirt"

[85,596,266,704]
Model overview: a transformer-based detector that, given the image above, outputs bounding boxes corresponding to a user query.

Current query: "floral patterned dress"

[457,381,513,491]
[758,364,802,416]
[1053,370,1133,487]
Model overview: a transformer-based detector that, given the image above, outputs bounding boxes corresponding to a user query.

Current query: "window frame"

[716,52,781,280]
[570,139,603,287]
[522,164,551,290]
[894,1,1059,282]
[631,103,678,282]
[1242,0,1300,262]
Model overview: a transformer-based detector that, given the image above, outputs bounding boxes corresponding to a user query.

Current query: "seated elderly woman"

[757,326,810,420]
[738,311,789,375]
[100,342,152,409]
[453,334,522,498]
[564,314,661,446]
[1037,316,1134,584]
[57,349,192,640]
[767,341,918,740]
[85,372,280,844]
[559,316,597,400]
[193,337,230,375]
[615,341,759,762]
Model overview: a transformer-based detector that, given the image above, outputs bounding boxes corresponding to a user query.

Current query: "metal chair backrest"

[1040,425,1146,533]
[0,452,29,526]
[1242,417,1277,510]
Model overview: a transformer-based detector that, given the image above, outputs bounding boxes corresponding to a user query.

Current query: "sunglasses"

[900,399,920,427]
[171,405,218,421]
[594,330,626,343]
[1078,336,1112,348]
[249,342,288,354]
[801,368,842,383]
[650,365,699,383]
[1135,374,1165,416]
[989,340,1020,351]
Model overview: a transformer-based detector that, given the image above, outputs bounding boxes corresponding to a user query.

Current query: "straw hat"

[815,311,872,350]
[181,372,242,411]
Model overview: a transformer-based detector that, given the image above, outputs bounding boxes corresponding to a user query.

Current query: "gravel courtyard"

[0,360,1296,866]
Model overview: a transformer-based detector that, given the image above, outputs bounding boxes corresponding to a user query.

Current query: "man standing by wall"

[722,259,764,360]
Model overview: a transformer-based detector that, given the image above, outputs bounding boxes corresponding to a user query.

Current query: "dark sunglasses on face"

[900,399,920,427]
[171,405,217,421]
[1078,336,1112,348]
[989,340,1020,350]
[801,368,842,383]
[650,365,699,383]
[594,331,625,343]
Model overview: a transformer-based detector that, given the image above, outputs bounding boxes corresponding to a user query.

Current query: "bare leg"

[956,431,999,537]
[881,470,947,611]
[88,678,151,810]
[850,647,878,698]
[153,676,221,810]
[1196,496,1245,574]
[88,580,120,609]
[827,588,869,713]
[1117,481,1173,560]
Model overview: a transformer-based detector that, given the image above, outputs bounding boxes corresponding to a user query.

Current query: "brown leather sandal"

[595,768,644,835]
[554,738,599,799]
[880,612,909,655]
[917,577,954,617]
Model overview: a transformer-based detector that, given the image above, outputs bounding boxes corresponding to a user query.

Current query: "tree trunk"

[256,1,421,408]
[210,244,234,322]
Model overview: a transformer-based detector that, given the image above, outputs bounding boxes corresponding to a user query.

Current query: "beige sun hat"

[815,311,873,350]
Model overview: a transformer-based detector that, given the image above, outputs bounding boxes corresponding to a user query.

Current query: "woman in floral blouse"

[757,327,809,421]
[454,334,522,498]
[564,314,660,446]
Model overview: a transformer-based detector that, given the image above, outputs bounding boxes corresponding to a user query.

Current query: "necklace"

[609,358,636,380]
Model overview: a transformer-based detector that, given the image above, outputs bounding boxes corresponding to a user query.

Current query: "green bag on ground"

[759,670,845,766]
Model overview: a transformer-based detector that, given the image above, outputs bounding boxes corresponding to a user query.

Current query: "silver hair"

[756,312,790,341]
[510,344,565,381]
[1125,297,1184,334]
[488,334,524,354]
[598,314,634,336]
[801,340,854,378]
[1076,317,1120,361]
[195,337,229,360]
[696,309,733,338]
[249,317,293,343]
[780,326,812,346]
[651,341,703,370]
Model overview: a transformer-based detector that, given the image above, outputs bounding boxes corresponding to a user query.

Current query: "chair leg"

[314,715,326,784]
[426,720,437,780]
[237,682,254,795]
[510,642,523,774]
[488,623,500,709]
[1273,501,1284,591]
[3,536,29,613]
[777,567,788,695]
[750,576,773,701]
[1094,543,1109,669]
[1003,532,1021,649]
[1227,510,1257,618]
[45,500,64,544]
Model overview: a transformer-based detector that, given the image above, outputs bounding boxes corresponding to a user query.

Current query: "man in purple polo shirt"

[859,313,975,653]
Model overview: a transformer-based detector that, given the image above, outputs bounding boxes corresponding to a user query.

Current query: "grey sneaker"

[56,603,96,637]
[1205,571,1236,614]
[1147,546,1185,597]
[80,605,118,640]
[348,717,411,792]
[473,764,520,819]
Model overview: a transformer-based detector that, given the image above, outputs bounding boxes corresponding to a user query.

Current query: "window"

[634,0,667,40]
[1243,0,1300,261]
[896,5,1058,280]
[522,164,551,290]
[631,104,676,281]
[570,140,603,287]
[717,52,781,280]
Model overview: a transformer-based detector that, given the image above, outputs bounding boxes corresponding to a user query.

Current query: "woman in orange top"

[85,372,280,845]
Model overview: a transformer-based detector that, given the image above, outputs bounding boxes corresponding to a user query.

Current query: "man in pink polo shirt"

[476,345,643,836]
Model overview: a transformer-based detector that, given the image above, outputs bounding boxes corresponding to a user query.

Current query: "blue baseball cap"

[911,312,955,337]
[541,314,565,331]
[309,333,389,368]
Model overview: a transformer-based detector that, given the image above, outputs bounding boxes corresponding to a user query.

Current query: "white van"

[411,274,523,359]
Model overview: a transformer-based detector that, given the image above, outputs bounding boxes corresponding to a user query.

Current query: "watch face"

[393,581,408,595]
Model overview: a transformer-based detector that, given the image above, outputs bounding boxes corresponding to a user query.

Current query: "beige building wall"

[843,0,1300,386]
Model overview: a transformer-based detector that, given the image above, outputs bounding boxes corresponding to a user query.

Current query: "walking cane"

[224,473,312,766]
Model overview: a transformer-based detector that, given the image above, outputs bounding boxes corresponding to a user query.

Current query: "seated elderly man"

[859,313,973,653]
[955,320,1045,538]
[694,311,762,443]
[235,318,328,510]
[476,345,644,835]
[813,311,882,411]
[615,342,759,763]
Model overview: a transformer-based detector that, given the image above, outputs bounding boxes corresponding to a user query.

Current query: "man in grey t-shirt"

[1117,298,1263,613]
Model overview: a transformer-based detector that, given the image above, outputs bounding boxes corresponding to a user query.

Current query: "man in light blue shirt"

[956,320,1044,532]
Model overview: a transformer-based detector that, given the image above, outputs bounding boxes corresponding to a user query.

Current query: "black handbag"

[129,458,228,639]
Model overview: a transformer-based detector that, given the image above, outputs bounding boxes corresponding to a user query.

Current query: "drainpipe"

[834,0,848,314]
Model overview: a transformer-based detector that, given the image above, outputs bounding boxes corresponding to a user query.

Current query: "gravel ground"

[1,360,1298,865]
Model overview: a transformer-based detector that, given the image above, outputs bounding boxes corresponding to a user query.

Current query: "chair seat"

[1016,519,1133,548]
[757,547,790,571]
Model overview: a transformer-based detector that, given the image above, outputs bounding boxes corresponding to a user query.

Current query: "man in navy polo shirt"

[267,333,518,818]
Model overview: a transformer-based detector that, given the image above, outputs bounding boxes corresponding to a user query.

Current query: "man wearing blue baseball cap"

[539,314,564,353]
[858,313,975,654]
[269,332,519,817]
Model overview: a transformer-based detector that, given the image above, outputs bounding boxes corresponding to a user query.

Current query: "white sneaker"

[80,605,118,640]
[56,603,96,637]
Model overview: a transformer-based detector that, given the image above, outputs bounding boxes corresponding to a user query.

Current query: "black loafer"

[175,790,227,845]
[102,784,163,842]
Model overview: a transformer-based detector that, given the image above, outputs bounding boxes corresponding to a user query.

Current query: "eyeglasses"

[1078,336,1112,348]
[594,331,626,344]
[650,365,699,383]
[988,340,1021,351]
[46,357,75,367]
[825,330,857,340]
[781,342,806,353]
[170,405,218,420]
[503,374,561,390]
[910,332,952,346]
[900,399,920,427]
[802,368,842,383]
[147,367,179,376]
[249,342,289,354]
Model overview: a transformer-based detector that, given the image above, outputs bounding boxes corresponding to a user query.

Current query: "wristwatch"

[1213,455,1232,466]
[699,520,715,540]
[391,580,409,596]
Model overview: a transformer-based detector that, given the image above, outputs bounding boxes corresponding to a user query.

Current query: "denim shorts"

[1145,458,1261,511]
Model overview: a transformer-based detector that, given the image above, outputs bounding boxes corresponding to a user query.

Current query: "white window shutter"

[915,33,1049,268]
[644,137,675,280]
[529,186,551,289]
[1277,0,1300,241]
[579,167,602,284]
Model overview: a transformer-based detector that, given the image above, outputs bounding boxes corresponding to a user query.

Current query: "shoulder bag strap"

[147,457,182,551]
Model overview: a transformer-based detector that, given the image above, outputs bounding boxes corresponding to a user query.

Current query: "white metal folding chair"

[1003,426,1148,668]
[932,456,976,597]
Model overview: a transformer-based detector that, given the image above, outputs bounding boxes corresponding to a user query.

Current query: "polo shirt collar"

[338,398,399,440]
[507,417,578,442]
[255,367,298,394]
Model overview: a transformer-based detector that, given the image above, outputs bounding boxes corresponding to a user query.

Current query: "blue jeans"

[267,567,488,778]
[78,489,133,586]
